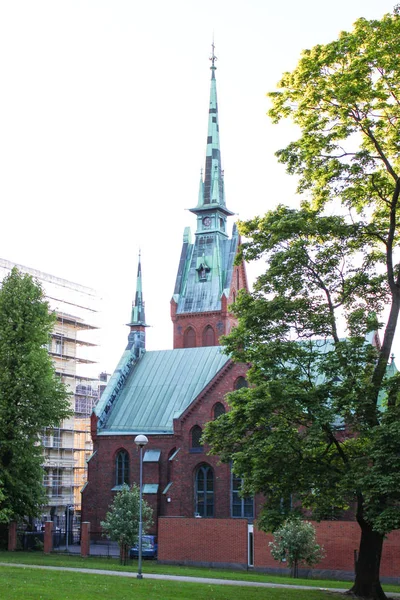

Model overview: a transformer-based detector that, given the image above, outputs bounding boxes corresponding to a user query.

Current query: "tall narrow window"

[184,327,196,348]
[234,376,248,390]
[195,464,214,517]
[116,450,130,486]
[52,469,62,497]
[191,425,203,452]
[202,325,215,347]
[232,473,254,519]
[213,402,225,419]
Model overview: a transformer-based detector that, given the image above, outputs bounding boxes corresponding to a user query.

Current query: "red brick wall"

[82,362,250,533]
[158,517,248,566]
[254,522,400,578]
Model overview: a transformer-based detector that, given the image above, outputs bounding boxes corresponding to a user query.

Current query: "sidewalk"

[1,562,400,596]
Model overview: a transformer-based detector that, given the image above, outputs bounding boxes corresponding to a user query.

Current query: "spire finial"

[210,38,217,73]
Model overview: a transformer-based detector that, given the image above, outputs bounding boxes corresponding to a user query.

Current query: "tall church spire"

[172,45,248,350]
[190,43,234,232]
[127,251,148,355]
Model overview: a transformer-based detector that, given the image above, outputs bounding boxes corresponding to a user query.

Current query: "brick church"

[82,48,255,532]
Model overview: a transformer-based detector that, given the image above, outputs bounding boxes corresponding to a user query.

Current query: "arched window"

[231,472,254,519]
[184,327,196,348]
[234,376,248,390]
[236,269,240,289]
[213,402,225,420]
[116,450,129,486]
[191,425,203,452]
[195,464,214,517]
[202,325,215,347]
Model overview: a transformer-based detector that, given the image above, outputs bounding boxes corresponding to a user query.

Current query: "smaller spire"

[129,251,147,327]
[127,251,148,356]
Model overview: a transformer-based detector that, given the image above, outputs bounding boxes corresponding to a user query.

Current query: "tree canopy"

[269,518,324,578]
[0,268,71,522]
[101,484,153,563]
[204,10,400,600]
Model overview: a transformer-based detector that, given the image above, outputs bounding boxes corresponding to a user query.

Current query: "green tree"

[204,10,400,600]
[101,484,153,564]
[269,519,324,578]
[0,268,71,522]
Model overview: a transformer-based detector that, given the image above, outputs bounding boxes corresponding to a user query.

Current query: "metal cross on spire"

[210,38,217,70]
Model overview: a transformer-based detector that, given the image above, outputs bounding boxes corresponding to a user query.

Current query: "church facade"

[81,49,255,534]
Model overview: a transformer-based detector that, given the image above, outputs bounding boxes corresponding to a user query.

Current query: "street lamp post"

[134,434,148,579]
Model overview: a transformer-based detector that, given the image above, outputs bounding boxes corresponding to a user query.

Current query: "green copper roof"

[173,223,239,314]
[97,346,230,435]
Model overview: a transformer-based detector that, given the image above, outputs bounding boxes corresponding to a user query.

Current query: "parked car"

[129,535,158,559]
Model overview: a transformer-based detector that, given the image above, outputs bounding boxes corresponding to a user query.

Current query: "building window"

[55,337,64,355]
[236,269,240,289]
[184,327,196,348]
[195,464,214,517]
[53,428,61,448]
[232,473,254,519]
[202,325,215,347]
[213,402,225,419]
[52,469,62,497]
[190,425,203,452]
[234,376,248,390]
[116,450,130,486]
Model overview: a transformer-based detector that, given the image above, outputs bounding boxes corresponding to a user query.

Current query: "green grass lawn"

[0,551,399,597]
[0,565,345,600]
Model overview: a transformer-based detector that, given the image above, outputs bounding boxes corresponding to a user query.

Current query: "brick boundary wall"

[158,517,248,569]
[158,518,400,581]
[254,521,400,582]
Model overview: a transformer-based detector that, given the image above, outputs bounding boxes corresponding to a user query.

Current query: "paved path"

[1,562,400,597]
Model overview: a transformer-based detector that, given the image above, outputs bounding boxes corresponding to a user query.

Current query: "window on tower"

[184,327,196,348]
[202,325,215,346]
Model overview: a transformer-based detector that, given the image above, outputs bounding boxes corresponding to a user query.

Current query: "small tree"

[101,484,153,564]
[269,519,324,578]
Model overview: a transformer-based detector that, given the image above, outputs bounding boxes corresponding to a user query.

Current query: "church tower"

[171,45,248,349]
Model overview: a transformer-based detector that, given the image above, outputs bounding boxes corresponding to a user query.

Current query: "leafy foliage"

[101,484,153,551]
[269,519,324,576]
[204,9,400,600]
[0,268,71,521]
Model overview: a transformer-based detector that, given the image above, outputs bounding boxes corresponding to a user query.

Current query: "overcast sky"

[0,0,396,373]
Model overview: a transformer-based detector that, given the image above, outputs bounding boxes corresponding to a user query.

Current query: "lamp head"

[134,434,149,448]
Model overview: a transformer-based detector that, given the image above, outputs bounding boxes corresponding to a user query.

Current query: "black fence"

[16,525,80,552]
[88,530,119,557]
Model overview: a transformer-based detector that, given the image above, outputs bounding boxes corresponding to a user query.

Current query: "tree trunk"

[348,521,386,600]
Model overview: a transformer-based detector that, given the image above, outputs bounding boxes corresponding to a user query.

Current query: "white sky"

[0,0,397,373]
